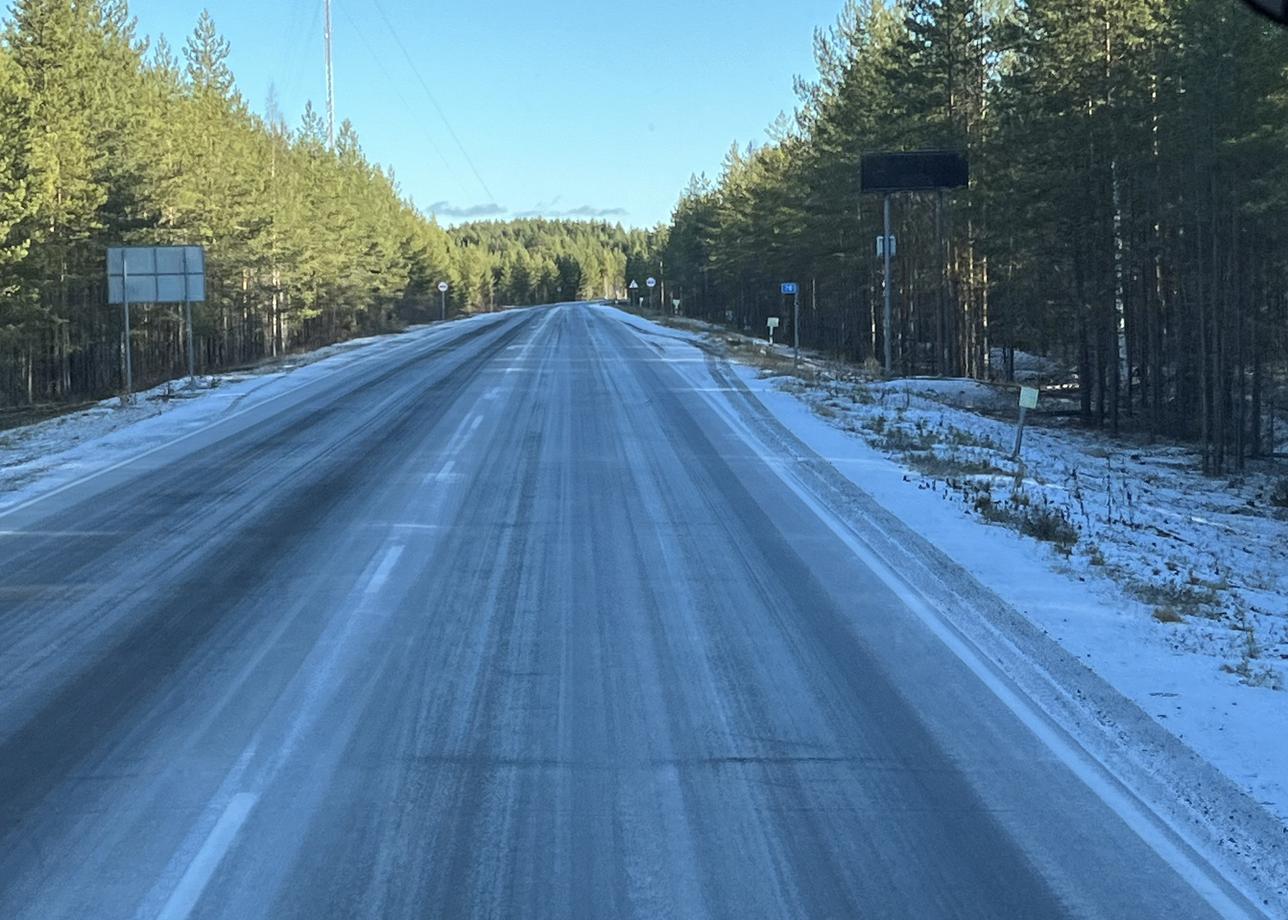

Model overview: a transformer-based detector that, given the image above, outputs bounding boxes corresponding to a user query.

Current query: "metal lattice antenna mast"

[323,0,336,147]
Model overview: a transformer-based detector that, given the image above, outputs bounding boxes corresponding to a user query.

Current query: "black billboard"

[860,151,969,192]
[1241,0,1288,24]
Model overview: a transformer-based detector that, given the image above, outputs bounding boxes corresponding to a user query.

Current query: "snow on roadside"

[613,307,1288,828]
[783,374,1288,683]
[0,314,502,515]
[746,369,1288,822]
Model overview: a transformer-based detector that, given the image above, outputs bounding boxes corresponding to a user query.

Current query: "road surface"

[0,304,1259,918]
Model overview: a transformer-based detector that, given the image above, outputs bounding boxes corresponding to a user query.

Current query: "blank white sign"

[107,246,205,304]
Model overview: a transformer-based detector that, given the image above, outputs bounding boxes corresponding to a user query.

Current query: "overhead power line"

[335,0,466,197]
[279,0,322,111]
[323,0,336,146]
[366,0,498,205]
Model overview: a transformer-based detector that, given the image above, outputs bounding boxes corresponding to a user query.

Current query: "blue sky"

[125,0,844,228]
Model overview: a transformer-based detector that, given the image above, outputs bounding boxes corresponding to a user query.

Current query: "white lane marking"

[694,373,1260,920]
[440,412,485,456]
[422,407,488,486]
[0,530,121,537]
[256,541,408,775]
[154,793,258,920]
[669,386,744,393]
[363,544,405,597]
[149,536,411,918]
[0,313,520,523]
[495,308,559,376]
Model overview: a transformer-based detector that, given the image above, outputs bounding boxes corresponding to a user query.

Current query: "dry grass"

[906,452,1005,478]
[1129,579,1224,618]
[972,487,1079,552]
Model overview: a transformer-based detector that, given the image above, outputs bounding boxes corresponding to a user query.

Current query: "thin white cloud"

[429,201,508,219]
[514,204,628,219]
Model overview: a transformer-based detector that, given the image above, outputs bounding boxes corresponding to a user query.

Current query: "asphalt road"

[0,304,1257,918]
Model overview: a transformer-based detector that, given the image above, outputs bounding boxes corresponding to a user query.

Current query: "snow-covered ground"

[641,314,1288,831]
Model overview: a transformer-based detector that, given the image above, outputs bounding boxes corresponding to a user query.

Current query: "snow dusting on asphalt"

[3,303,1285,903]
[0,315,504,518]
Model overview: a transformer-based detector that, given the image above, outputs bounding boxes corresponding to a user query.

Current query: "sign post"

[628,279,639,306]
[438,280,449,321]
[882,194,893,375]
[183,285,195,385]
[122,259,133,397]
[1012,386,1040,460]
[766,316,780,346]
[781,282,800,369]
[108,245,205,396]
[646,276,657,313]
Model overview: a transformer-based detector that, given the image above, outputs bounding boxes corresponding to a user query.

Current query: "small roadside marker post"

[1013,386,1040,460]
[766,316,780,347]
[781,282,800,369]
[438,281,449,321]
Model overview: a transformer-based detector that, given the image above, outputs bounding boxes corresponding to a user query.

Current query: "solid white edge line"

[782,469,1255,920]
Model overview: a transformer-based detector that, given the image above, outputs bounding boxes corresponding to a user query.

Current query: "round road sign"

[437,281,449,293]
[646,277,657,288]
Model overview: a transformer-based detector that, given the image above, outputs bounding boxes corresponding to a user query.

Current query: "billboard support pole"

[122,259,133,398]
[793,290,800,370]
[882,193,893,375]
[182,268,196,384]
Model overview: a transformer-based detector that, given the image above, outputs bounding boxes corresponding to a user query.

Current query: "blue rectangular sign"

[780,282,798,295]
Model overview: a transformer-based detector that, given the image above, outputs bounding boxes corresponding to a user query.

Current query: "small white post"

[1013,387,1040,460]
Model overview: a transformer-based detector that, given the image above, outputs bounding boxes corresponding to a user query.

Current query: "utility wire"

[335,0,466,196]
[366,0,498,205]
[280,0,323,115]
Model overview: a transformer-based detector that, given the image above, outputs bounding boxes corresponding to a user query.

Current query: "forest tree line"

[661,0,1288,472]
[0,1,641,411]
